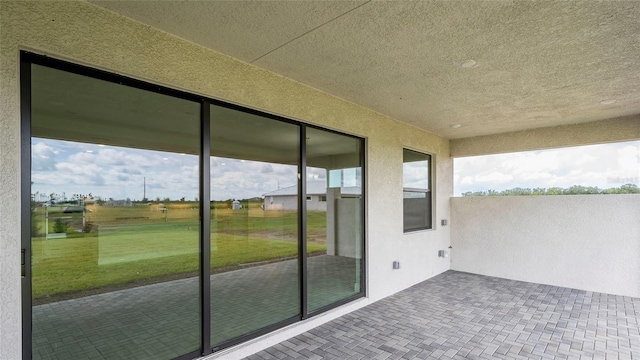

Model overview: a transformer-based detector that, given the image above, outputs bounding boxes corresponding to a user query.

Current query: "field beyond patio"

[31,202,327,303]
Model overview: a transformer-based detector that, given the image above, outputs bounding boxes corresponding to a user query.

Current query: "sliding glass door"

[23,53,365,360]
[29,64,201,360]
[209,105,301,346]
[305,127,364,313]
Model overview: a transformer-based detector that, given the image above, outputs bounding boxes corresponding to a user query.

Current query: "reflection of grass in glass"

[211,210,326,241]
[31,206,327,299]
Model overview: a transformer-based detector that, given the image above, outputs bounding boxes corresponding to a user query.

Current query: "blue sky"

[454,140,640,196]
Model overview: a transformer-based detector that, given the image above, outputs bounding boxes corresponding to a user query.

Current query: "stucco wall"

[451,195,640,298]
[450,115,640,157]
[0,2,451,359]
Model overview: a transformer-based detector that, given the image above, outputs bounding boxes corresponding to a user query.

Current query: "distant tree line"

[461,183,640,197]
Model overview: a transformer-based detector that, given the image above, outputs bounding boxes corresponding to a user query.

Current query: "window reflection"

[27,59,367,359]
[31,64,200,360]
[306,128,363,312]
[403,149,432,231]
[209,105,301,346]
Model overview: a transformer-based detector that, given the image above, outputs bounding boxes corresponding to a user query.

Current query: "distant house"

[263,181,361,211]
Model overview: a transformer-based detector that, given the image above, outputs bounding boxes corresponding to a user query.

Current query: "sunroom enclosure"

[22,53,365,360]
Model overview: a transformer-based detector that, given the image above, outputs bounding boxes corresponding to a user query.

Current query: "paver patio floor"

[248,271,640,360]
[32,255,359,360]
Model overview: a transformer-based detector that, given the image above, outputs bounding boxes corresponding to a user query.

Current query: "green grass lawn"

[32,205,327,300]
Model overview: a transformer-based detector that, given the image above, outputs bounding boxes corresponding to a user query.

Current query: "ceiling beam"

[450,115,640,158]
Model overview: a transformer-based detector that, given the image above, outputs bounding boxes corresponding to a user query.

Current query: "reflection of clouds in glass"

[403,161,429,189]
[32,142,59,170]
[32,138,199,201]
[121,168,142,175]
[55,161,100,175]
[454,141,640,195]
[33,138,361,202]
[209,157,297,200]
[307,167,326,180]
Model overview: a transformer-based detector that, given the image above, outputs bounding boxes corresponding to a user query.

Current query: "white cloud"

[32,141,58,158]
[307,167,327,181]
[261,164,273,173]
[32,138,201,201]
[474,172,514,184]
[403,161,429,188]
[454,141,640,195]
[32,142,59,170]
[209,158,298,200]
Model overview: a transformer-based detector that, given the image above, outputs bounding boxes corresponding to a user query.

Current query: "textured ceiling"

[91,0,640,139]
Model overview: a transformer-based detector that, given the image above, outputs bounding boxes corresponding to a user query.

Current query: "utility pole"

[143,177,146,201]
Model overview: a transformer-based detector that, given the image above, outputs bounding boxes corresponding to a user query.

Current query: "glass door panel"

[30,65,201,359]
[305,127,363,312]
[209,105,300,346]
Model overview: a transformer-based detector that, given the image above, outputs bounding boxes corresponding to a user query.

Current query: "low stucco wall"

[451,195,640,298]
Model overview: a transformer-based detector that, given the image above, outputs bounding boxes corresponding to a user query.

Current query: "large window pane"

[403,149,432,232]
[30,65,201,359]
[210,105,300,346]
[403,191,432,230]
[26,55,368,358]
[306,127,363,312]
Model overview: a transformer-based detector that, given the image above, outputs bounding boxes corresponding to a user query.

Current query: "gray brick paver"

[249,271,640,360]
